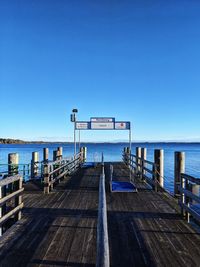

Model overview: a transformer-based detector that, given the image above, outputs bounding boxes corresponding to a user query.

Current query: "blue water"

[0,142,200,193]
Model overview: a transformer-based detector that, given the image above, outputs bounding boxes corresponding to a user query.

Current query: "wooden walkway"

[0,163,200,266]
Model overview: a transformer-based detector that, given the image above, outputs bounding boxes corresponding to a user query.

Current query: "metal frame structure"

[70,116,132,158]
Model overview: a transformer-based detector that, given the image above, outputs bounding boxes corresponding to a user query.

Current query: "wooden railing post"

[80,147,86,164]
[15,176,23,221]
[174,152,185,197]
[43,148,49,163]
[57,147,63,161]
[31,152,39,179]
[0,185,4,236]
[136,147,141,175]
[126,147,130,168]
[154,149,164,189]
[8,153,19,193]
[185,179,191,222]
[141,148,147,180]
[180,173,185,217]
[44,163,49,194]
[0,175,24,236]
[83,147,87,162]
[53,150,59,162]
[52,150,58,183]
[123,147,128,165]
[8,153,19,176]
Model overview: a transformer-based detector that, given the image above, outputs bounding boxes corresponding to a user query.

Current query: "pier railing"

[0,175,24,236]
[123,149,164,192]
[0,163,31,181]
[178,173,200,223]
[96,154,110,267]
[43,151,84,194]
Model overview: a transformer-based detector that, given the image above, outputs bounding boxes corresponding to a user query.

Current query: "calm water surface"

[0,143,200,193]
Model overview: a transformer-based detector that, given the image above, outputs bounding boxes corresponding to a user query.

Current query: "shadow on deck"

[0,163,200,267]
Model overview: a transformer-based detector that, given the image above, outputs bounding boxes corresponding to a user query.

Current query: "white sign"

[91,117,115,122]
[91,122,114,129]
[115,122,127,129]
[75,122,89,130]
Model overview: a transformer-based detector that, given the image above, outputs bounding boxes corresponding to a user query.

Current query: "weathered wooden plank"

[0,203,23,225]
[0,188,24,206]
[0,175,22,187]
[106,162,200,267]
[1,162,200,267]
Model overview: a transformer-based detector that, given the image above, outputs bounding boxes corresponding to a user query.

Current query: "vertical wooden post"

[0,185,3,236]
[44,163,49,194]
[8,153,19,193]
[8,153,19,176]
[136,147,141,175]
[80,147,84,163]
[185,180,191,222]
[174,152,185,196]
[43,148,49,163]
[141,148,147,180]
[126,147,131,168]
[180,172,186,217]
[57,147,63,160]
[123,147,128,165]
[53,150,60,161]
[31,152,39,179]
[83,147,87,163]
[154,149,164,188]
[16,176,23,221]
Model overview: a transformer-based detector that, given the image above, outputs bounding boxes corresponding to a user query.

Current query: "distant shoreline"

[0,138,200,145]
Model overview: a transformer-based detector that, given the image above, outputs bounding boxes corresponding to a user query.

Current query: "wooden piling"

[83,147,87,162]
[8,153,19,176]
[31,152,39,179]
[0,185,3,236]
[43,163,49,194]
[57,147,63,160]
[174,152,185,196]
[53,150,60,161]
[8,153,19,193]
[136,147,141,175]
[43,148,49,162]
[154,149,164,188]
[141,148,147,179]
[15,176,23,221]
[123,147,128,165]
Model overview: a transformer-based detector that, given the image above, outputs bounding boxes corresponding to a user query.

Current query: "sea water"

[0,143,200,193]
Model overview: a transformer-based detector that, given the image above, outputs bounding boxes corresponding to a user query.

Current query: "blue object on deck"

[111,181,137,192]
[82,162,95,168]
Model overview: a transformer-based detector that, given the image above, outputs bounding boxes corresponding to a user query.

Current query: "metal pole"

[74,118,76,158]
[129,127,132,181]
[79,130,81,151]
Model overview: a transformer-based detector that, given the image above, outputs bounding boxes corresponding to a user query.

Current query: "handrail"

[43,151,84,194]
[129,154,155,166]
[0,175,24,236]
[123,151,166,193]
[0,163,30,181]
[179,173,200,223]
[96,154,110,267]
[181,173,200,185]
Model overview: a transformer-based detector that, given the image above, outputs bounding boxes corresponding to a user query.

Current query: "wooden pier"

[0,159,200,266]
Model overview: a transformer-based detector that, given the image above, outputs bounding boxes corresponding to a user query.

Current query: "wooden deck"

[0,163,200,266]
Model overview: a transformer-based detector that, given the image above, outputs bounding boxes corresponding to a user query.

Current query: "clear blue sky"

[0,0,200,142]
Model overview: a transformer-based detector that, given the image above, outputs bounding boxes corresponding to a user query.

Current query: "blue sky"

[0,0,200,142]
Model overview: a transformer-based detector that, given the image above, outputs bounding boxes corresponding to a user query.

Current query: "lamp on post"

[70,108,78,158]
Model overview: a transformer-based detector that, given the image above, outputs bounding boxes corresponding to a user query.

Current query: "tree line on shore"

[0,138,27,144]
